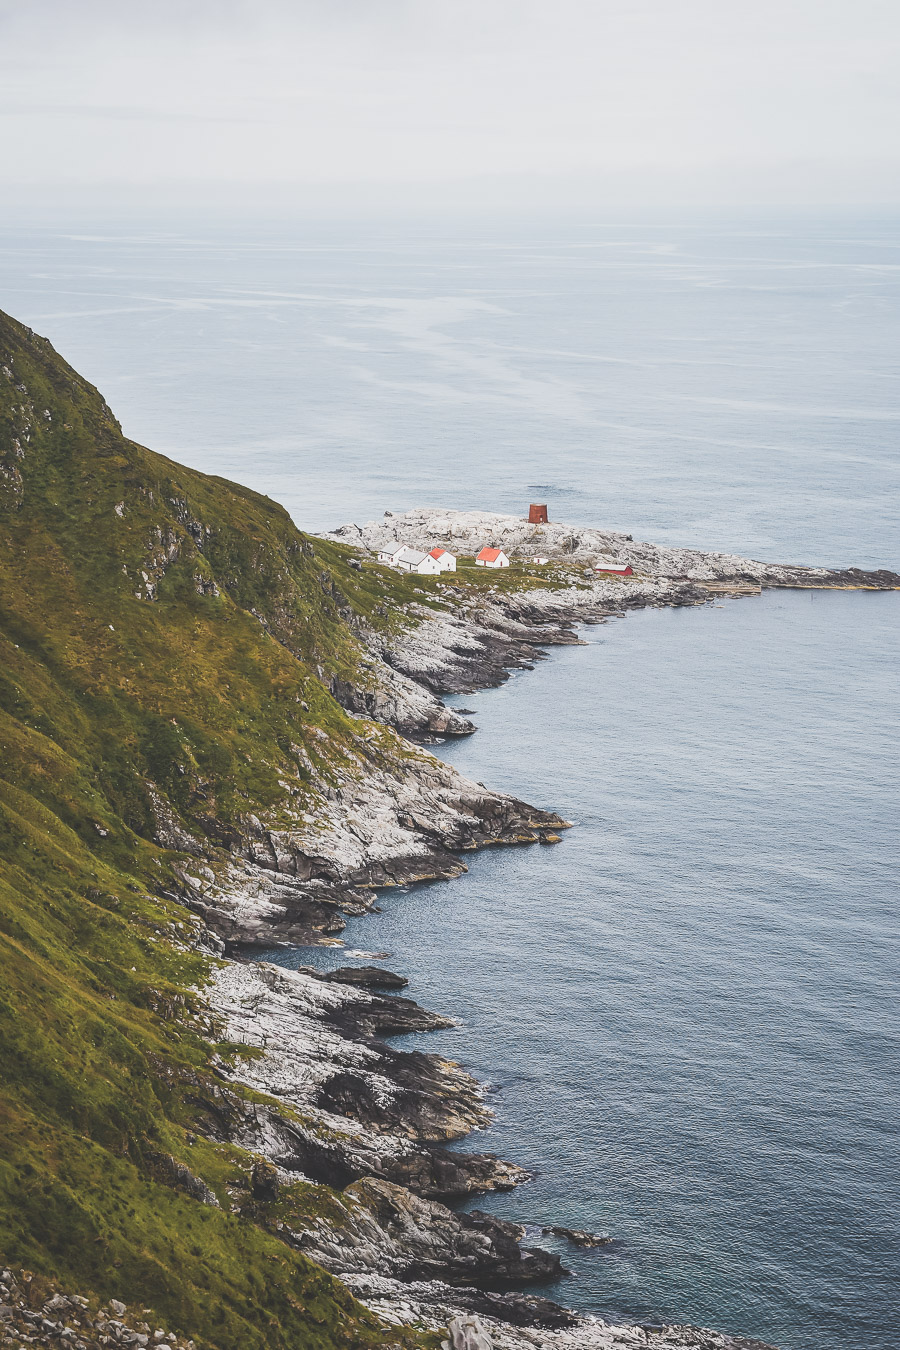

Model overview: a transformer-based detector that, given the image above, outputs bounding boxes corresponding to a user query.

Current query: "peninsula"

[3,310,895,1350]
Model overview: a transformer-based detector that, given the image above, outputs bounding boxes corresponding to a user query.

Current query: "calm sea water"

[283,590,899,1350]
[1,214,899,564]
[1,216,897,1348]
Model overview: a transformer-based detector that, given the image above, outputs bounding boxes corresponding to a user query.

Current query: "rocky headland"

[183,508,898,1344]
[7,310,877,1348]
[325,505,900,591]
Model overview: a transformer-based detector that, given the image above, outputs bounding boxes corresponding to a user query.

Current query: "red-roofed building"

[428,547,457,573]
[476,546,510,569]
[593,557,633,576]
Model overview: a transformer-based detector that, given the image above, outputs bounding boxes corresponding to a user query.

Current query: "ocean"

[2,214,897,1349]
[2,213,898,564]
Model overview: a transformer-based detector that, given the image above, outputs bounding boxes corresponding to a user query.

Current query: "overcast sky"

[2,0,899,210]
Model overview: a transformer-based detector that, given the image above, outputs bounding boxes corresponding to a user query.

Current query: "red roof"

[477,547,503,562]
[429,547,448,559]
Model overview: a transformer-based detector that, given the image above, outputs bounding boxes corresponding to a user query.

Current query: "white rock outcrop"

[323,506,832,583]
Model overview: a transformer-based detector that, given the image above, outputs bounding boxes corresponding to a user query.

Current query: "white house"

[428,547,457,572]
[392,546,442,575]
[529,555,549,565]
[377,544,405,564]
[476,546,510,569]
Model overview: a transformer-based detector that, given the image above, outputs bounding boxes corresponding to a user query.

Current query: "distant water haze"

[0,213,897,569]
[2,213,897,1350]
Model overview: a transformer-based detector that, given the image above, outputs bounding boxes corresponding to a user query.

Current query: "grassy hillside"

[0,310,443,1348]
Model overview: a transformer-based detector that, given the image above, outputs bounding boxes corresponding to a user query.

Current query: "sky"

[2,0,899,211]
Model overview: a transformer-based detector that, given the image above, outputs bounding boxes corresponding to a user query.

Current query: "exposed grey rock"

[0,1272,195,1350]
[178,736,568,947]
[322,506,899,590]
[197,962,576,1312]
[544,1225,613,1248]
[319,965,409,989]
[145,1151,220,1207]
[344,1274,780,1349]
[329,662,476,741]
[286,1175,562,1286]
[43,1295,75,1315]
[206,959,527,1198]
[443,1313,493,1350]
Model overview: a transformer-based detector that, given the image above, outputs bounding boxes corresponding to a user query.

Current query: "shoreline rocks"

[206,959,527,1197]
[0,1265,779,1350]
[343,1273,780,1350]
[199,953,776,1343]
[287,1176,565,1286]
[187,507,818,1344]
[175,743,570,948]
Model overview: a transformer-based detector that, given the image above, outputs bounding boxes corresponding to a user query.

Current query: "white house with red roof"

[428,547,456,572]
[475,546,510,569]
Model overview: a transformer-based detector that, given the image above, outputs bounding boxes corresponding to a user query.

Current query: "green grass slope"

[0,311,436,1347]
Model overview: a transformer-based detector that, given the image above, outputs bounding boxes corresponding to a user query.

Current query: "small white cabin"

[377,544,405,565]
[428,547,457,572]
[529,555,549,565]
[476,547,510,569]
[393,546,442,575]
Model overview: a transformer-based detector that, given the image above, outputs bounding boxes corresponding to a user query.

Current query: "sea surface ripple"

[285,590,900,1350]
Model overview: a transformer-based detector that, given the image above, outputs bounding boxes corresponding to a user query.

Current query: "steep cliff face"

[0,312,568,1349]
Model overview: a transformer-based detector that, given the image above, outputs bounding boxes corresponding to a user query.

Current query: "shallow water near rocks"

[275,588,899,1350]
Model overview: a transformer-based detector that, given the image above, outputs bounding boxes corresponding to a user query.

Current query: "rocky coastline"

[180,506,900,960]
[199,964,780,1350]
[168,507,890,1348]
[0,1263,778,1350]
[0,315,826,1350]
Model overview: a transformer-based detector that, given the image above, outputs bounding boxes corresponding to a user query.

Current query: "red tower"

[527,503,549,524]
